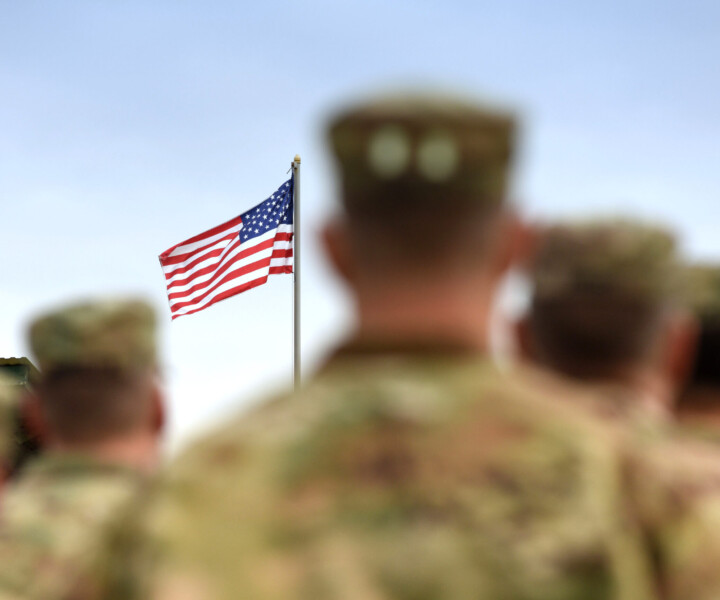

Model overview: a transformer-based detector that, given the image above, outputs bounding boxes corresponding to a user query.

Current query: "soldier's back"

[0,454,144,599]
[103,350,657,600]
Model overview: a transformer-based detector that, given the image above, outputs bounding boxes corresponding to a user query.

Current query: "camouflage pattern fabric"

[29,298,157,373]
[531,220,681,306]
[328,93,516,212]
[0,454,146,599]
[0,374,17,472]
[87,346,687,600]
[622,429,720,600]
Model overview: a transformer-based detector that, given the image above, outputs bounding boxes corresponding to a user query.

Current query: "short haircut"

[346,200,506,276]
[38,367,155,443]
[529,293,668,379]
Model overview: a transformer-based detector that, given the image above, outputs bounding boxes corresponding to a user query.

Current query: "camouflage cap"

[0,372,18,467]
[327,91,517,213]
[29,298,158,373]
[531,219,681,306]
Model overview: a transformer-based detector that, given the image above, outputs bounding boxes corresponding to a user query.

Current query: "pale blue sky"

[2,1,719,448]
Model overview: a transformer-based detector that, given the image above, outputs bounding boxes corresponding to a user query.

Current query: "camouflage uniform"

[101,350,657,600]
[0,299,158,600]
[0,373,17,484]
[90,96,720,600]
[0,456,146,598]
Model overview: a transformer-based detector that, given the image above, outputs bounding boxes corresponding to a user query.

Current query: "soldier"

[0,298,165,599]
[518,220,696,424]
[90,94,720,600]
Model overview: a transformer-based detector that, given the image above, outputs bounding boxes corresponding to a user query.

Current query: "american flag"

[159,178,294,319]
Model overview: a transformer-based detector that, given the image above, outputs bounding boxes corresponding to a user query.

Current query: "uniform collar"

[19,452,143,481]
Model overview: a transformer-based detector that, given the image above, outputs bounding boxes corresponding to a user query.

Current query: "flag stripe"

[159,177,294,319]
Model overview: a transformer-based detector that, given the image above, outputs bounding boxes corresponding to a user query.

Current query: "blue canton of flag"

[240,178,294,243]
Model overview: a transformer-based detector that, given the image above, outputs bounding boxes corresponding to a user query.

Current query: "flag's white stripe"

[270,255,294,267]
[171,265,272,316]
[166,220,242,258]
[270,256,293,265]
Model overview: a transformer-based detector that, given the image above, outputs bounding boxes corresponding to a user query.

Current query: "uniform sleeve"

[623,435,720,600]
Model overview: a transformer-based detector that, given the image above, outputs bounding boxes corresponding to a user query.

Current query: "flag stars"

[237,179,293,244]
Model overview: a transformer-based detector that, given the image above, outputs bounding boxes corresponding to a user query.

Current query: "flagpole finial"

[294,154,301,163]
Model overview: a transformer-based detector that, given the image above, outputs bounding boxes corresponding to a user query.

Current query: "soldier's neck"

[353,284,495,353]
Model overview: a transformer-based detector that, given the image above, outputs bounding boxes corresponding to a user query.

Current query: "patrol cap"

[532,219,681,306]
[29,298,158,373]
[0,372,18,467]
[327,91,517,213]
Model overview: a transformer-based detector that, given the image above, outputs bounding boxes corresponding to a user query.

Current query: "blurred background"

[1,0,718,450]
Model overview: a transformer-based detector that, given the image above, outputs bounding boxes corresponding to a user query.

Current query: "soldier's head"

[26,298,164,466]
[519,219,695,409]
[323,91,527,346]
[676,264,720,425]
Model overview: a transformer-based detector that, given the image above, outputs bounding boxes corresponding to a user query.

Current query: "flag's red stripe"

[171,277,269,320]
[159,215,243,260]
[271,248,293,259]
[268,266,293,275]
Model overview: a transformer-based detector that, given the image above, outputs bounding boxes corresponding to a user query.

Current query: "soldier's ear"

[320,217,355,285]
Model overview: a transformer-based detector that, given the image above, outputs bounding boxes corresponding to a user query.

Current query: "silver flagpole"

[292,155,301,391]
